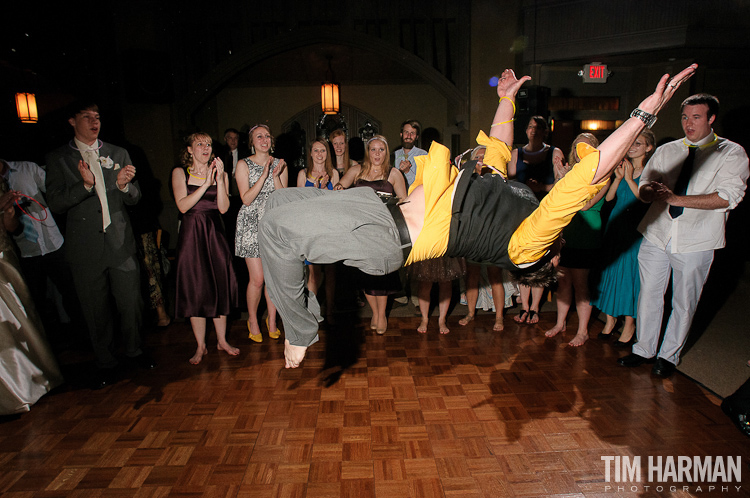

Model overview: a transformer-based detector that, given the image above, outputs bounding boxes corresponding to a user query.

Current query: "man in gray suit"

[46,101,154,388]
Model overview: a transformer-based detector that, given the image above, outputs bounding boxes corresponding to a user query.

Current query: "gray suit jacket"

[45,141,141,267]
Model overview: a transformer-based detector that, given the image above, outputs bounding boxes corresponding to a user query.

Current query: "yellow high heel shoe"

[247,320,263,343]
[266,317,281,340]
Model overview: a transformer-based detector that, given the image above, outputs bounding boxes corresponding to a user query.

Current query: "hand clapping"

[116,165,136,189]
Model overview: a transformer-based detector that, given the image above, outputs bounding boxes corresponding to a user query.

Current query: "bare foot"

[417,318,428,333]
[284,339,307,368]
[493,317,504,332]
[527,310,539,324]
[568,331,589,347]
[218,342,240,356]
[370,318,377,330]
[438,320,450,335]
[458,314,475,326]
[514,309,529,323]
[189,345,207,365]
[544,322,566,338]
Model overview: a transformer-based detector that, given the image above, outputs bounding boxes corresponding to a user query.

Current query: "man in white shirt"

[394,120,427,188]
[0,159,83,336]
[618,93,749,377]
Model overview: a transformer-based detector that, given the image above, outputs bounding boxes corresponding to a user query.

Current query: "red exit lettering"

[589,65,604,79]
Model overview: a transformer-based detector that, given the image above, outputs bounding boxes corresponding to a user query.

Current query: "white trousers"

[633,238,714,365]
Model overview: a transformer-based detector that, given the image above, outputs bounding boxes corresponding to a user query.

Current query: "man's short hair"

[400,120,421,137]
[510,262,559,288]
[681,93,720,119]
[66,100,99,119]
[224,128,240,137]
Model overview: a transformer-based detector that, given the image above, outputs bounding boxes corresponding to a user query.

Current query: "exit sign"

[582,63,609,83]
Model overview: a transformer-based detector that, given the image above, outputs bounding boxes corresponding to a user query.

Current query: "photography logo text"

[601,455,742,493]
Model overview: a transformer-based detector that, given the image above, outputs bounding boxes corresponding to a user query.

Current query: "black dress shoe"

[721,397,750,438]
[617,353,653,367]
[612,336,635,349]
[91,367,118,390]
[651,358,676,378]
[597,331,614,341]
[135,352,157,370]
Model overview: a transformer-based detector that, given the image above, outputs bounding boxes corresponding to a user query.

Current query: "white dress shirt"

[638,132,749,253]
[4,161,64,257]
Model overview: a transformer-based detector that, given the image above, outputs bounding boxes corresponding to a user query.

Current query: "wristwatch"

[630,108,657,128]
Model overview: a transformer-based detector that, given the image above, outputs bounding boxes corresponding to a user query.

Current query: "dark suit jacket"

[45,141,141,267]
[223,147,251,197]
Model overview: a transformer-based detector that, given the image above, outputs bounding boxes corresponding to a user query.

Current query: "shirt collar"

[684,130,718,148]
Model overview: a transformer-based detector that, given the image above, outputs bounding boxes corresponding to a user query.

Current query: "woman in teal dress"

[590,130,655,346]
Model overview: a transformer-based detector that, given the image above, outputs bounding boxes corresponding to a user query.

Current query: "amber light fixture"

[581,119,616,131]
[16,93,38,123]
[321,58,339,115]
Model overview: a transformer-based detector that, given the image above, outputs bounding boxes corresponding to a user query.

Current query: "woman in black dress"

[335,135,407,334]
[172,132,239,364]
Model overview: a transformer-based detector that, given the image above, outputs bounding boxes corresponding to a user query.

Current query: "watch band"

[630,108,657,128]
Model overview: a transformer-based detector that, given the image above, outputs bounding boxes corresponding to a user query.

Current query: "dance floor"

[1,310,748,498]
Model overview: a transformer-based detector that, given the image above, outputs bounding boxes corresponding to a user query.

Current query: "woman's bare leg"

[545,269,571,337]
[488,266,505,331]
[214,315,240,355]
[568,268,591,347]
[246,257,265,338]
[437,280,452,334]
[417,280,431,333]
[460,264,479,325]
[189,317,208,364]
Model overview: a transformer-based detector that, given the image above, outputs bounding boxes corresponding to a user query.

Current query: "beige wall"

[470,0,523,148]
[214,83,448,149]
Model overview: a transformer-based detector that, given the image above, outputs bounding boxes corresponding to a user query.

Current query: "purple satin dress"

[175,184,238,318]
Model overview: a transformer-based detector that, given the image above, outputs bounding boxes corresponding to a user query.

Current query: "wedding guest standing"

[236,124,288,342]
[172,133,239,364]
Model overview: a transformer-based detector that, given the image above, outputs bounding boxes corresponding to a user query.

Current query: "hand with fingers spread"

[78,160,95,188]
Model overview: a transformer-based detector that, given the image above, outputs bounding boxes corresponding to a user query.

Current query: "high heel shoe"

[247,320,263,343]
[266,316,281,340]
[597,331,614,341]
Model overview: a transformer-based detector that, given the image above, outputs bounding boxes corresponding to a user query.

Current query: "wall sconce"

[16,93,38,123]
[581,119,615,131]
[321,58,339,115]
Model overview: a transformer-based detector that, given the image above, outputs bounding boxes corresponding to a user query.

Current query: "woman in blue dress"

[591,130,655,346]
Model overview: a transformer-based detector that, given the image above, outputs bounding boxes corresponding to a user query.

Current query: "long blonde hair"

[567,133,599,166]
[357,135,391,183]
[306,138,334,180]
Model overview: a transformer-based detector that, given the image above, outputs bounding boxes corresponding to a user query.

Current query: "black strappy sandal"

[514,309,529,323]
[527,310,539,324]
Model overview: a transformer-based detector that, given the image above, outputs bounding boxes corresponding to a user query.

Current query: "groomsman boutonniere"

[99,156,120,170]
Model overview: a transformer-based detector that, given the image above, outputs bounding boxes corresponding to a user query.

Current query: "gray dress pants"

[259,187,405,347]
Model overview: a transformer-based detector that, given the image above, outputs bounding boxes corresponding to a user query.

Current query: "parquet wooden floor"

[1,308,748,498]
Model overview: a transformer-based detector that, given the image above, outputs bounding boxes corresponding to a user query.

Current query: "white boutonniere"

[99,156,115,169]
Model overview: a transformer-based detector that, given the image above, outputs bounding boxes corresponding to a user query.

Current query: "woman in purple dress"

[172,133,239,364]
[336,135,407,334]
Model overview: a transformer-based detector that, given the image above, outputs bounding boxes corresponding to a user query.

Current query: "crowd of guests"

[2,74,749,446]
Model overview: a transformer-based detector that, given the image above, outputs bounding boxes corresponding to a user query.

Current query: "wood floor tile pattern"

[2,311,748,497]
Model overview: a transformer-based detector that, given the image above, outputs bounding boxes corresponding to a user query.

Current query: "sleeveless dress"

[0,178,63,414]
[236,158,281,258]
[174,182,238,318]
[590,178,648,318]
[515,145,557,200]
[353,178,402,296]
[304,176,333,189]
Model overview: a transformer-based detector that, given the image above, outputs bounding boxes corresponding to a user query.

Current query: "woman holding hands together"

[173,133,239,364]
[236,124,288,342]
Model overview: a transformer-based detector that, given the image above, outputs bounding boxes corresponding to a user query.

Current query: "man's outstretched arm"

[592,64,698,185]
